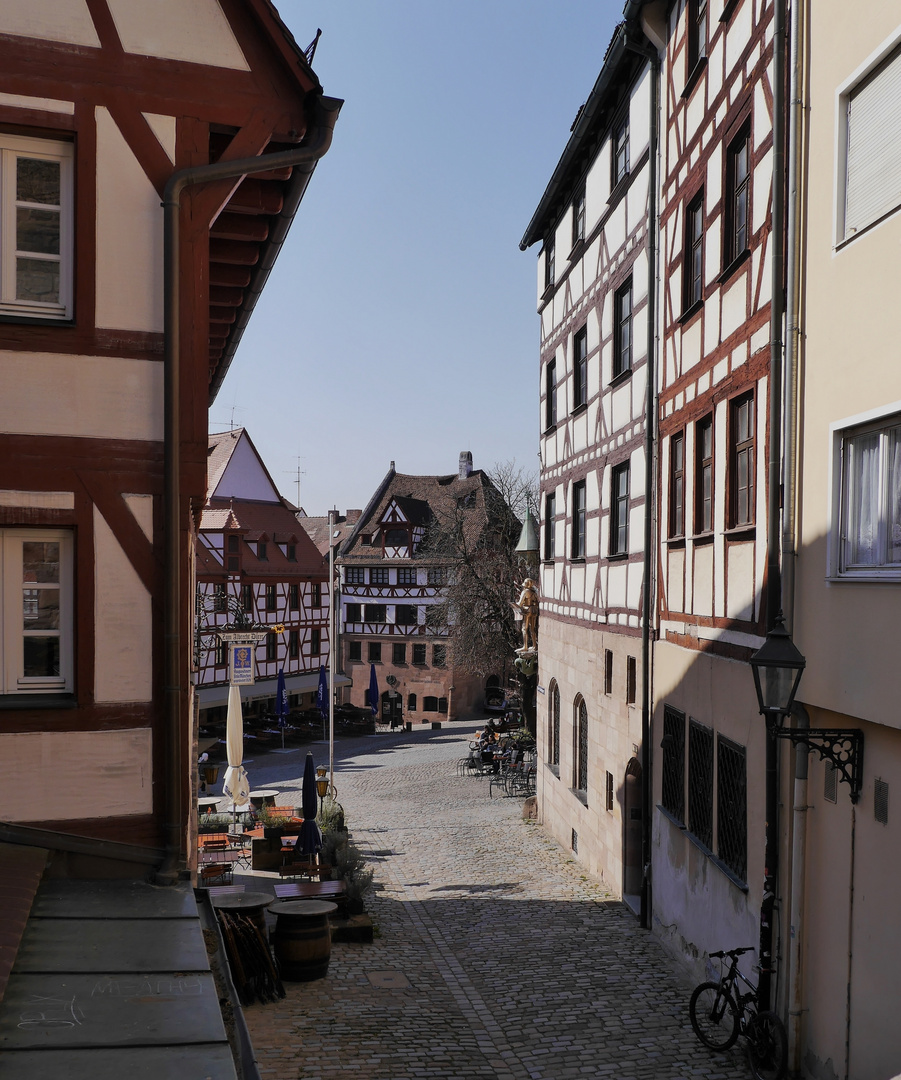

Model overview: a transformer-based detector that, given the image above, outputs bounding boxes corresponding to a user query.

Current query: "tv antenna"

[285,458,306,509]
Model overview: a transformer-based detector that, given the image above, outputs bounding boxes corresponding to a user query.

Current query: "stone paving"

[237,725,752,1080]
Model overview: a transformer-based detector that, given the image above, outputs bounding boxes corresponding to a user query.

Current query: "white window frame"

[835,29,901,246]
[0,133,74,320]
[828,403,901,581]
[1,529,74,695]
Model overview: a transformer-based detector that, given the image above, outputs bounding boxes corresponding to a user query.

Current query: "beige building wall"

[537,616,642,897]
[791,7,901,1079]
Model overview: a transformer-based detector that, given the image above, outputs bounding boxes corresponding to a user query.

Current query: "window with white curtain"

[838,414,901,576]
[841,42,901,241]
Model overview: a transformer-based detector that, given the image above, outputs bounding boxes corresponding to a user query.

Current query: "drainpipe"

[622,22,659,932]
[156,94,342,884]
[758,0,787,1012]
[783,4,806,1073]
[788,704,809,1076]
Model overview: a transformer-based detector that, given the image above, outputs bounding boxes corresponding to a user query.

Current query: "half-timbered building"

[337,454,512,725]
[0,0,338,882]
[195,428,332,722]
[520,19,655,907]
[652,0,778,981]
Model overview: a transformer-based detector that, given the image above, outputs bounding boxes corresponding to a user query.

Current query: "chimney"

[458,451,473,480]
[346,509,362,524]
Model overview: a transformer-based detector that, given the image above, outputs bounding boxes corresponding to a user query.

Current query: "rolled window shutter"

[845,45,901,237]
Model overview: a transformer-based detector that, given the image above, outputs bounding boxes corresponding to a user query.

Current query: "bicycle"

[688,946,788,1080]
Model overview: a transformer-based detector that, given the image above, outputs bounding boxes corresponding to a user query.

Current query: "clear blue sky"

[214,0,625,515]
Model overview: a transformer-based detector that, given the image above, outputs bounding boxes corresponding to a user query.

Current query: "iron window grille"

[606,770,614,812]
[661,705,686,822]
[717,735,747,881]
[574,697,589,794]
[626,656,637,704]
[875,778,889,825]
[688,718,714,850]
[549,682,560,766]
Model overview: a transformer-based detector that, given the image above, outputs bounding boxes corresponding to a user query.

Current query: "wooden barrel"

[268,899,336,981]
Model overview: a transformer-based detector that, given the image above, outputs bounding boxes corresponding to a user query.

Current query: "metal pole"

[328,509,337,797]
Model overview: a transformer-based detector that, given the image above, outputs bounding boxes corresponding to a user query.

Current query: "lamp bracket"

[771,725,864,804]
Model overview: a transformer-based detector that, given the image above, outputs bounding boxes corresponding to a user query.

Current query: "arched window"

[573,696,588,795]
[407,693,417,710]
[548,681,560,767]
[423,696,439,712]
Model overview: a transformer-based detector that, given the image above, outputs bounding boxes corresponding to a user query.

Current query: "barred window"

[604,649,613,695]
[548,681,560,766]
[574,697,588,795]
[661,705,686,822]
[605,770,614,812]
[688,719,714,850]
[717,736,747,882]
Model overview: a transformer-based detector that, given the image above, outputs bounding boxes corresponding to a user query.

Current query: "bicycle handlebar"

[709,946,755,960]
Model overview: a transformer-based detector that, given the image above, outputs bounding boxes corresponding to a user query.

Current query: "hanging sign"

[229,643,255,685]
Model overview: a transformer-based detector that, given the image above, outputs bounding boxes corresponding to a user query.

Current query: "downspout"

[758,0,787,1011]
[783,4,807,1073]
[640,48,659,932]
[622,20,659,931]
[788,704,809,1077]
[156,94,341,884]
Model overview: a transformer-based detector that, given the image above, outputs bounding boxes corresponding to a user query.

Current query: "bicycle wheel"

[689,981,740,1050]
[746,1010,788,1080]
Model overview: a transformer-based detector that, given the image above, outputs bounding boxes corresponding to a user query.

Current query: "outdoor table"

[198,848,244,865]
[197,796,220,813]
[249,789,279,808]
[211,890,273,936]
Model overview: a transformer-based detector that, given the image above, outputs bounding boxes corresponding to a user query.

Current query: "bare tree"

[421,461,534,683]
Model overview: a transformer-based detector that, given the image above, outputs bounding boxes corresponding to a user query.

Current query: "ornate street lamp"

[749,612,806,723]
[749,611,863,802]
[315,765,330,816]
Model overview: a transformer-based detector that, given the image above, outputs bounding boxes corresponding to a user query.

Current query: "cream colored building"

[788,5,901,1078]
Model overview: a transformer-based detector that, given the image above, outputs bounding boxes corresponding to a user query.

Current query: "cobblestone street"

[239,726,751,1080]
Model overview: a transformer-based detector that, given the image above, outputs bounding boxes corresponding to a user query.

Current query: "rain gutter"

[157,94,342,885]
[758,0,787,1013]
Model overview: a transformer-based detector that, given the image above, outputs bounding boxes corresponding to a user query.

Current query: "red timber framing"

[656,0,775,658]
[0,1,336,862]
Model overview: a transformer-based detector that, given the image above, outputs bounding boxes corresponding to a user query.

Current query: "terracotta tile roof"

[301,514,356,556]
[0,843,48,1004]
[207,429,244,495]
[199,499,325,575]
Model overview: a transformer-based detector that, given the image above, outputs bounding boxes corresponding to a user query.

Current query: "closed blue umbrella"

[368,663,379,717]
[299,751,322,856]
[317,664,328,719]
[275,668,289,750]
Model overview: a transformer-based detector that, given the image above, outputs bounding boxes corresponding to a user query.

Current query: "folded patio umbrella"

[299,751,322,856]
[369,663,379,717]
[222,683,250,820]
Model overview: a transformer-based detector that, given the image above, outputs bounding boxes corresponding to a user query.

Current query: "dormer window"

[257,541,268,560]
[287,543,296,561]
